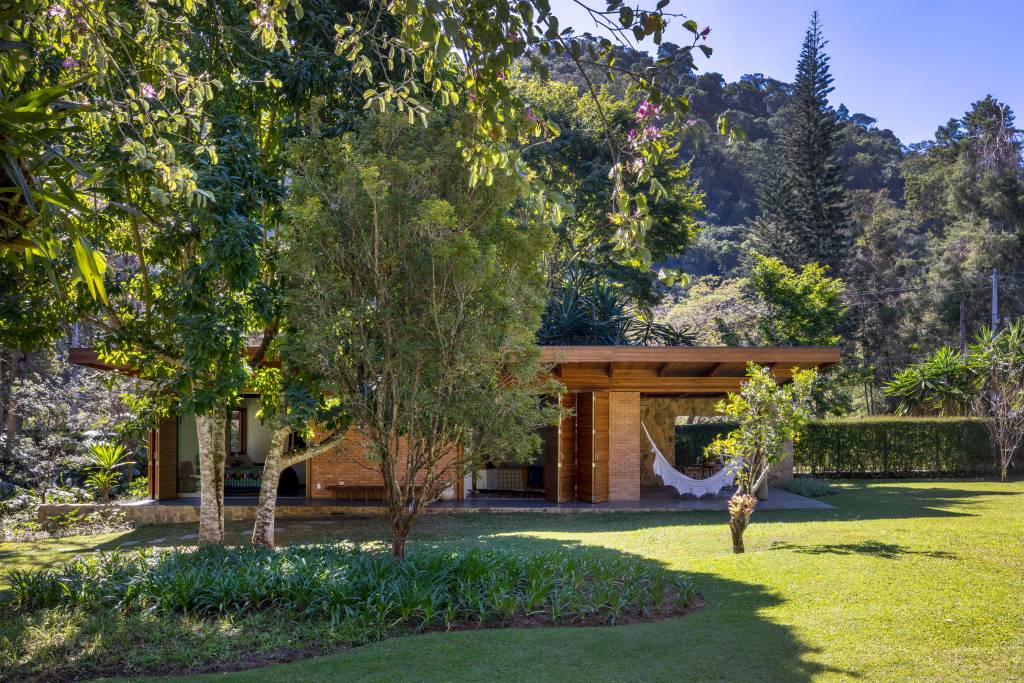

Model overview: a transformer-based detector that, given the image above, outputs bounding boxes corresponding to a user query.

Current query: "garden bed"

[1,544,699,681]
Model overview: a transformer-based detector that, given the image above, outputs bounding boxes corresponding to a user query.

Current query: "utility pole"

[959,296,966,354]
[991,268,999,330]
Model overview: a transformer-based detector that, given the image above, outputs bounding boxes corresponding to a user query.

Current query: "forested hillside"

[527,17,1023,413]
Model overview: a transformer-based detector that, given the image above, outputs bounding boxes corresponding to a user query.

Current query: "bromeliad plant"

[84,442,131,504]
[706,363,817,553]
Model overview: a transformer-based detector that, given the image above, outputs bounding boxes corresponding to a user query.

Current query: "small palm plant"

[85,443,131,504]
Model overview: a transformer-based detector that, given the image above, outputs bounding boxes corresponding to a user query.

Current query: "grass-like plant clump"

[782,477,834,497]
[5,544,695,637]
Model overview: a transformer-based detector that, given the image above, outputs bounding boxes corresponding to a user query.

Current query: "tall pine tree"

[753,11,850,271]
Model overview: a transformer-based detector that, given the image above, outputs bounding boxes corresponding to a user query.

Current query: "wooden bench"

[326,484,385,501]
[325,484,427,502]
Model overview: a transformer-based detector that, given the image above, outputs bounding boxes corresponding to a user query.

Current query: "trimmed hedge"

[675,422,739,467]
[678,417,998,477]
[794,417,995,477]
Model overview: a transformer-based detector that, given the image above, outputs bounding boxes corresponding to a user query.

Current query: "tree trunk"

[730,517,746,553]
[391,516,410,559]
[4,349,25,441]
[196,408,228,545]
[728,493,758,555]
[1001,465,1008,483]
[251,427,290,547]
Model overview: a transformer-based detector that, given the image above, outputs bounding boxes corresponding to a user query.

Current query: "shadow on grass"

[768,540,958,560]
[0,533,857,682]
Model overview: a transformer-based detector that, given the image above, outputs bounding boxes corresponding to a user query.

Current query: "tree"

[885,323,1024,481]
[280,115,557,558]
[7,0,711,548]
[971,324,1024,482]
[747,253,845,346]
[513,74,704,308]
[753,11,850,270]
[707,363,816,553]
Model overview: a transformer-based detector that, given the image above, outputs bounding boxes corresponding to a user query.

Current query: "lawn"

[2,479,1023,682]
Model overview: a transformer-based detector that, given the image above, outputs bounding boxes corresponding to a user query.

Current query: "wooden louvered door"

[575,392,609,503]
[544,392,576,503]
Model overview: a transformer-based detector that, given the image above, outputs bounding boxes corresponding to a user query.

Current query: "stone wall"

[638,397,719,486]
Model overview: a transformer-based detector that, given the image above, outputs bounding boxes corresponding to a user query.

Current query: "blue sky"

[549,0,1024,144]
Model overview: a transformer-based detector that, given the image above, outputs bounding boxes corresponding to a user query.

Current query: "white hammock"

[642,422,738,498]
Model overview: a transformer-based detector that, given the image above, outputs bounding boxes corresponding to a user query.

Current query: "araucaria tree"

[707,363,816,553]
[753,11,850,270]
[281,116,556,558]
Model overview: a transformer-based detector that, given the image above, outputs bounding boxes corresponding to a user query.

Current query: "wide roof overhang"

[539,345,840,396]
[70,344,841,398]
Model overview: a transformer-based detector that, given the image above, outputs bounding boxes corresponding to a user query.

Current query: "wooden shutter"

[155,417,178,500]
[576,392,609,503]
[544,392,576,503]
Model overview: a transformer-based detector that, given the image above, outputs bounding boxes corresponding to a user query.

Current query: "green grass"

[2,479,1023,682]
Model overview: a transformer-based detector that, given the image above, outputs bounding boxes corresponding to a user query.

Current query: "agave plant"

[539,266,694,346]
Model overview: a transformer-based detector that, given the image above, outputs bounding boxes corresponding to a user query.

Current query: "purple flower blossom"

[635,100,659,121]
[140,82,157,99]
[47,4,67,17]
[525,106,538,123]
[61,57,79,69]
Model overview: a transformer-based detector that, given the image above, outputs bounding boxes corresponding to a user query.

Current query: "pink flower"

[47,4,67,17]
[699,26,711,40]
[140,82,157,99]
[636,100,659,121]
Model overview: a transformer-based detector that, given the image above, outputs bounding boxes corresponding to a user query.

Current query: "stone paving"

[37,487,832,525]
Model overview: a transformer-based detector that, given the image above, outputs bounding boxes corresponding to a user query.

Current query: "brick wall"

[608,391,641,501]
[308,430,459,499]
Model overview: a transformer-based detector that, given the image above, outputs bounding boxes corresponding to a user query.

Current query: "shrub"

[675,421,739,466]
[0,487,133,541]
[794,417,995,477]
[5,545,696,634]
[118,476,149,501]
[781,477,834,497]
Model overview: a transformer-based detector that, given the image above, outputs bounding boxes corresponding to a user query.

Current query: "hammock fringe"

[642,422,738,498]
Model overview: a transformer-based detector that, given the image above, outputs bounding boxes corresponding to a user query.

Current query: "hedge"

[674,422,739,467]
[793,417,995,477]
[678,417,998,477]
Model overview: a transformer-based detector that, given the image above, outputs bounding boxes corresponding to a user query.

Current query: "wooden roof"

[70,345,841,397]
[539,345,840,396]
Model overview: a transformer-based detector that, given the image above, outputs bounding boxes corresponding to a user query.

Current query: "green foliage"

[675,422,739,466]
[6,545,695,630]
[706,363,818,495]
[539,266,694,346]
[748,253,845,345]
[121,476,148,501]
[780,477,833,497]
[513,76,704,304]
[794,417,995,477]
[754,12,850,270]
[280,114,558,553]
[84,443,130,504]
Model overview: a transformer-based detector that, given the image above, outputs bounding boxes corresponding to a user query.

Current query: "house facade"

[70,345,839,506]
